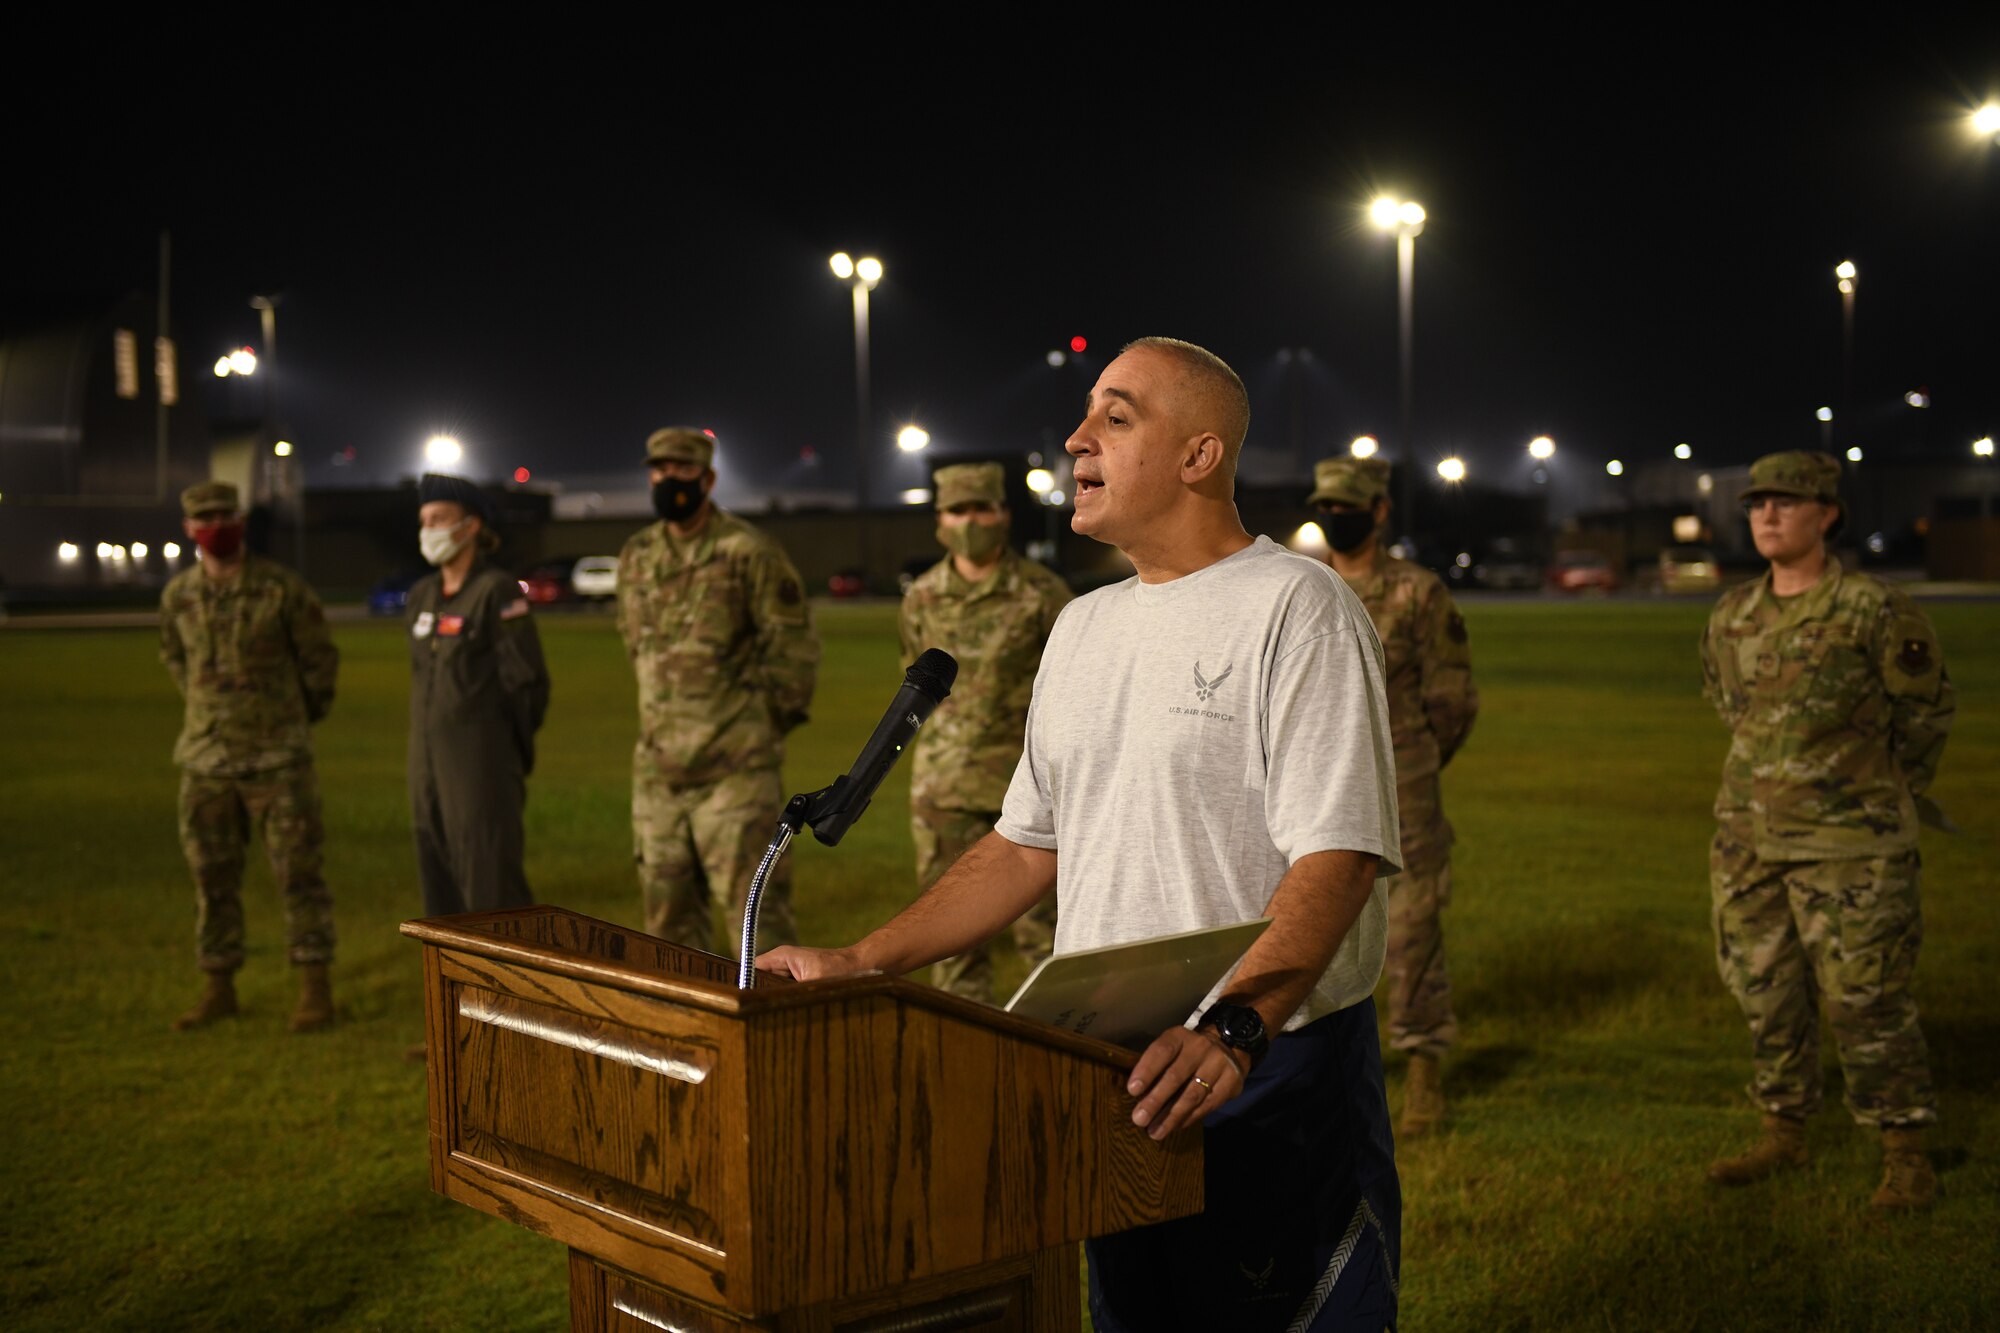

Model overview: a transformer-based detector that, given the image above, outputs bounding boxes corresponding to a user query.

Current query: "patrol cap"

[180,480,241,518]
[1739,450,1841,505]
[1308,456,1392,507]
[933,461,1005,510]
[645,427,714,470]
[417,472,497,524]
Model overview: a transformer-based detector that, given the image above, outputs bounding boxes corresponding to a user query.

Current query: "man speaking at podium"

[760,337,1403,1332]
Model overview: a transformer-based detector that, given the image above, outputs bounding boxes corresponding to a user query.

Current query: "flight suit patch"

[438,614,465,637]
[412,611,435,638]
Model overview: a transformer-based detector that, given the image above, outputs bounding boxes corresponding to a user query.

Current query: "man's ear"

[1182,432,1226,482]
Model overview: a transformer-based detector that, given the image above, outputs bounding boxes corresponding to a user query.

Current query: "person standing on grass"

[406,472,550,920]
[1700,450,1955,1211]
[762,338,1403,1331]
[618,428,819,956]
[898,460,1071,1002]
[159,480,340,1033]
[1309,453,1478,1138]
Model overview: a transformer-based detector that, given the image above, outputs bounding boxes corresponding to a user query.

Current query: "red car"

[1546,550,1620,593]
[518,561,574,605]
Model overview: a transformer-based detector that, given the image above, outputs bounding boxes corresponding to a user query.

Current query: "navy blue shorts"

[1086,999,1401,1332]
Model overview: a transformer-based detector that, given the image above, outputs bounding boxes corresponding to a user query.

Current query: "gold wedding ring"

[1191,1075,1213,1092]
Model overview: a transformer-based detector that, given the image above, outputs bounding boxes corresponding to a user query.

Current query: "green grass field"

[2,598,1994,1331]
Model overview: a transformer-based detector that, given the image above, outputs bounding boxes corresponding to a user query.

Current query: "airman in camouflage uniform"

[900,462,1073,1001]
[1311,455,1478,1136]
[159,480,339,1033]
[619,428,819,957]
[1700,450,1954,1210]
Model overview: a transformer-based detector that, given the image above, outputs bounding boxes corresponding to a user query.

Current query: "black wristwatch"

[1197,1002,1269,1069]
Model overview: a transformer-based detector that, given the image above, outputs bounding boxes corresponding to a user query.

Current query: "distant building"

[0,292,211,603]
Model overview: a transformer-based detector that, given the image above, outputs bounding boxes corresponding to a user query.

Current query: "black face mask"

[652,478,705,524]
[1322,509,1377,554]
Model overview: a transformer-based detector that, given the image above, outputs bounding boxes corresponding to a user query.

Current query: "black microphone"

[807,648,958,846]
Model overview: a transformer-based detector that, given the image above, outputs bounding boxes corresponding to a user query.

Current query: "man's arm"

[1416,582,1477,765]
[749,544,819,734]
[757,831,1056,980]
[1875,595,1953,799]
[1124,847,1379,1141]
[288,578,339,723]
[159,587,188,696]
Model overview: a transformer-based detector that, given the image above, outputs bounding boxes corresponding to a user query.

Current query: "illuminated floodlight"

[1606,459,1624,476]
[1973,103,2000,136]
[424,435,462,466]
[1528,436,1555,460]
[213,357,232,378]
[58,542,79,561]
[1291,522,1329,554]
[273,440,293,457]
[1975,437,1995,458]
[1846,446,1864,462]
[1399,201,1426,227]
[899,488,931,506]
[829,252,854,280]
[855,256,883,286]
[163,542,181,558]
[1369,196,1401,229]
[1904,390,1929,408]
[1350,436,1379,459]
[1815,406,1833,422]
[1026,467,1055,493]
[96,542,112,558]
[1835,260,1856,284]
[1837,278,1854,295]
[896,425,930,453]
[131,542,149,558]
[1674,443,1692,460]
[1436,457,1466,483]
[228,348,257,376]
[1697,474,1714,495]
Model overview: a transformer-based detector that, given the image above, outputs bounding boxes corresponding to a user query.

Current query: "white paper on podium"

[1001,918,1272,1051]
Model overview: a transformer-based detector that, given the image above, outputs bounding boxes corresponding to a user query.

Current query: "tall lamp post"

[1371,195,1426,541]
[829,253,883,511]
[1834,260,1856,446]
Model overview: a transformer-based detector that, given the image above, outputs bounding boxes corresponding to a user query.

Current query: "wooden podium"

[401,906,1204,1331]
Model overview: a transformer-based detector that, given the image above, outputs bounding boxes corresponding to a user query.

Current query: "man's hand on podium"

[1124,1024,1250,1142]
[754,944,867,982]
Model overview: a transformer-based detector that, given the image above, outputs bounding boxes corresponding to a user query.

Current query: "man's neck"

[1124,505,1255,584]
[1769,544,1830,597]
[667,504,712,542]
[1328,536,1380,580]
[199,551,246,582]
[440,547,477,597]
[951,550,1004,584]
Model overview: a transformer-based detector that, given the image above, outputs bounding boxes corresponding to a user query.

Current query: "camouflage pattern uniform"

[159,483,339,974]
[1312,457,1478,1056]
[900,462,1072,1000]
[1701,452,1953,1128]
[619,429,819,956]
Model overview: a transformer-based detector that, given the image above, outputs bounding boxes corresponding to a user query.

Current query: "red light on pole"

[1070,335,1088,354]
[513,467,531,484]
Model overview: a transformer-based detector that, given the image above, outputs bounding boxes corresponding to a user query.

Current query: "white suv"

[570,556,619,600]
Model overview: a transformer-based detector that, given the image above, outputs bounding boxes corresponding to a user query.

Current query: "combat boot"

[1706,1112,1807,1185]
[1400,1053,1447,1138]
[288,963,334,1033]
[172,972,238,1030]
[1870,1127,1937,1211]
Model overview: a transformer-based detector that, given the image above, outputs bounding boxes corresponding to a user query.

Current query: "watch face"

[1206,1003,1266,1051]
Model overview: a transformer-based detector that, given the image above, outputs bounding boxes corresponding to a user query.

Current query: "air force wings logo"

[1194,661,1233,702]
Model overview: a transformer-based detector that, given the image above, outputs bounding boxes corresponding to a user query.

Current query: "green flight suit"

[407,560,550,917]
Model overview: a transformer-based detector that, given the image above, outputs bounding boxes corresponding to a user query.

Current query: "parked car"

[827,569,867,598]
[1446,538,1542,591]
[570,555,619,601]
[1657,545,1720,594]
[1546,550,1620,594]
[518,561,575,606]
[366,569,425,616]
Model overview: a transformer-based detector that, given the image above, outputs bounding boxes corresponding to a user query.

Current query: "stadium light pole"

[1834,261,1857,446]
[829,253,883,512]
[1371,196,1426,542]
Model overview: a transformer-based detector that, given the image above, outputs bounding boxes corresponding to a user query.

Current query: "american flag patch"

[500,597,531,621]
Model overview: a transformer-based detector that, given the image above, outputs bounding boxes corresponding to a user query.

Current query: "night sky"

[9,25,1997,508]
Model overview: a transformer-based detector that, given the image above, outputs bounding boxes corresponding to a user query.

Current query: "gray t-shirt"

[997,535,1401,1029]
